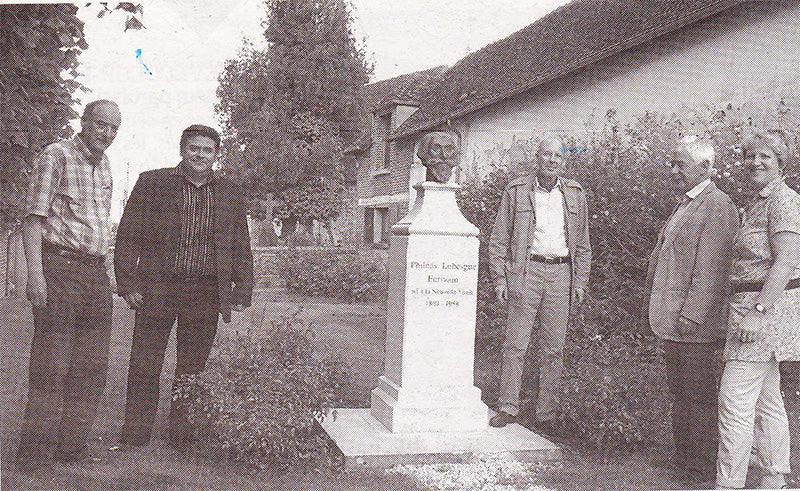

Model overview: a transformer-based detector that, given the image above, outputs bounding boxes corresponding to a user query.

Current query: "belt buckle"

[544,256,556,264]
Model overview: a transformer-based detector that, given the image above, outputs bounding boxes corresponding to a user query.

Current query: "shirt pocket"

[53,188,86,218]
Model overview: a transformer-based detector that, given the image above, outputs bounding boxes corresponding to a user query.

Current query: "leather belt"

[42,242,106,265]
[529,254,571,264]
[732,278,800,294]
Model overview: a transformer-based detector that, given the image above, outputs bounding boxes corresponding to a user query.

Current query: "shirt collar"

[535,176,560,193]
[758,177,784,198]
[72,135,103,166]
[175,162,216,186]
[685,178,712,200]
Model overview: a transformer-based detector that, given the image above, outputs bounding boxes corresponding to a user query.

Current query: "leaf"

[124,15,145,31]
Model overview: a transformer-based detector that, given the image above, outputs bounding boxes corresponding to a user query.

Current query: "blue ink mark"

[135,49,153,76]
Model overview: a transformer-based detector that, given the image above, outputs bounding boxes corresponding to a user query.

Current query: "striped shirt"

[25,136,113,256]
[173,166,217,278]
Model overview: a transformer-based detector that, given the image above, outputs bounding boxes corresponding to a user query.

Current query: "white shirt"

[661,178,711,240]
[530,178,569,257]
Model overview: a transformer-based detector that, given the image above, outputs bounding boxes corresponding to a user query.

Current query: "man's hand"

[676,316,700,336]
[573,287,585,304]
[123,292,144,310]
[732,312,763,343]
[231,304,245,312]
[26,270,47,307]
[494,284,508,303]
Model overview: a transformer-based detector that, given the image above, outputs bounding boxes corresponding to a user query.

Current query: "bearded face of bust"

[417,132,458,183]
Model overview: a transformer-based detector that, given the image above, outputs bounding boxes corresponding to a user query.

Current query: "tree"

[0,3,143,227]
[216,0,372,229]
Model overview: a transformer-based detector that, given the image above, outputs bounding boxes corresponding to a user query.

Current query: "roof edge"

[391,0,745,140]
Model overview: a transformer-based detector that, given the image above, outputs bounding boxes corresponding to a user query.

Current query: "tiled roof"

[362,65,449,112]
[344,65,448,155]
[393,0,748,139]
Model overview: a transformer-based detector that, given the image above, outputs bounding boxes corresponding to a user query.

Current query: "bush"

[175,313,352,470]
[276,248,387,302]
[459,102,800,449]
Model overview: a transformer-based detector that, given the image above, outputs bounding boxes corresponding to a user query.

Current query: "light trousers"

[499,261,571,420]
[716,358,791,488]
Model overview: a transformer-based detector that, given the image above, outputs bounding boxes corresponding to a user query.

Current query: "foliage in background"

[216,0,372,228]
[177,312,352,470]
[0,3,143,227]
[1,4,87,226]
[276,248,387,302]
[458,99,800,448]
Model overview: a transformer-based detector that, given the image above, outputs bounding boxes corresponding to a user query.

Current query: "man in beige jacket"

[488,137,591,430]
[645,135,739,485]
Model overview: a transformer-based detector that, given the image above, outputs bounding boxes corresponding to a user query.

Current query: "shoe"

[489,411,517,428]
[15,457,45,473]
[683,469,716,489]
[53,448,88,465]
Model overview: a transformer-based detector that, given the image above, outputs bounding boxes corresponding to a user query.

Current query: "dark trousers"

[16,253,112,463]
[120,277,219,446]
[663,339,722,478]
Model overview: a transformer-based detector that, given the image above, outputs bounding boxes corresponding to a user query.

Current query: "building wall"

[356,105,420,248]
[360,1,800,237]
[456,1,800,174]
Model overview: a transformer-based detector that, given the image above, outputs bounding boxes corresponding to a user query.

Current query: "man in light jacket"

[645,135,739,485]
[488,137,591,432]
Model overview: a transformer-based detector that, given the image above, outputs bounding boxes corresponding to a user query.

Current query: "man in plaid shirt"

[15,99,121,472]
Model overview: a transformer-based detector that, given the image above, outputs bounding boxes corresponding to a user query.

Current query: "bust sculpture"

[417,132,459,183]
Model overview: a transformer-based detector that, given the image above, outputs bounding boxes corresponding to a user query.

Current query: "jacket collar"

[173,162,217,186]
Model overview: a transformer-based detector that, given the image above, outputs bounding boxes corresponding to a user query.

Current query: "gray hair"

[537,137,565,155]
[676,135,715,170]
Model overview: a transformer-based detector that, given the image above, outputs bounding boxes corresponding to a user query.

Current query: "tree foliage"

[216,0,372,225]
[0,3,143,227]
[1,4,87,225]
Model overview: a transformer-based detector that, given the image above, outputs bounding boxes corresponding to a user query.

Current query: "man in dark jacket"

[114,124,253,448]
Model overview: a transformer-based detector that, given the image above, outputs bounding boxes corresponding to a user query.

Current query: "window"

[377,113,392,172]
[364,207,389,246]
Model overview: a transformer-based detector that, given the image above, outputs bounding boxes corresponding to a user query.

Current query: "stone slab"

[320,408,562,470]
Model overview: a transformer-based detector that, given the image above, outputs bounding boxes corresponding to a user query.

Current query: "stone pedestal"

[370,182,488,433]
[320,181,561,469]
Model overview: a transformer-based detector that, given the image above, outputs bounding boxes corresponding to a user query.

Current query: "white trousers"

[716,358,791,488]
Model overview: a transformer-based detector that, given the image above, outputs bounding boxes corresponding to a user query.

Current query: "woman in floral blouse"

[716,130,800,489]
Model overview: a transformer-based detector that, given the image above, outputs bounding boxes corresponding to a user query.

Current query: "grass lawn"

[0,294,414,490]
[2,291,799,490]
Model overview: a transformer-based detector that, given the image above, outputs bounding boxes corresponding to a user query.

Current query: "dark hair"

[81,99,119,121]
[180,124,221,152]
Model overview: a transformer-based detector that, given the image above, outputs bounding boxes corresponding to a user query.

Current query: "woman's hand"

[732,311,764,343]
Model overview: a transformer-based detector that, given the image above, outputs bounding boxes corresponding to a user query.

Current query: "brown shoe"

[489,411,517,428]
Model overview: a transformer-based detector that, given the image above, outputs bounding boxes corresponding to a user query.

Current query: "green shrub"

[276,248,387,302]
[176,313,352,470]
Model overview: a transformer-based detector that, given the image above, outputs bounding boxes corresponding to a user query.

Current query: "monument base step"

[319,408,562,470]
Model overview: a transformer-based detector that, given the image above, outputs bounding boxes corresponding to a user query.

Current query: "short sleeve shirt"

[24,136,113,256]
[730,178,800,284]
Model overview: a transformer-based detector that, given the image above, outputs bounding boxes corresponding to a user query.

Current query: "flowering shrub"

[276,248,388,302]
[459,102,799,448]
[175,313,352,470]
